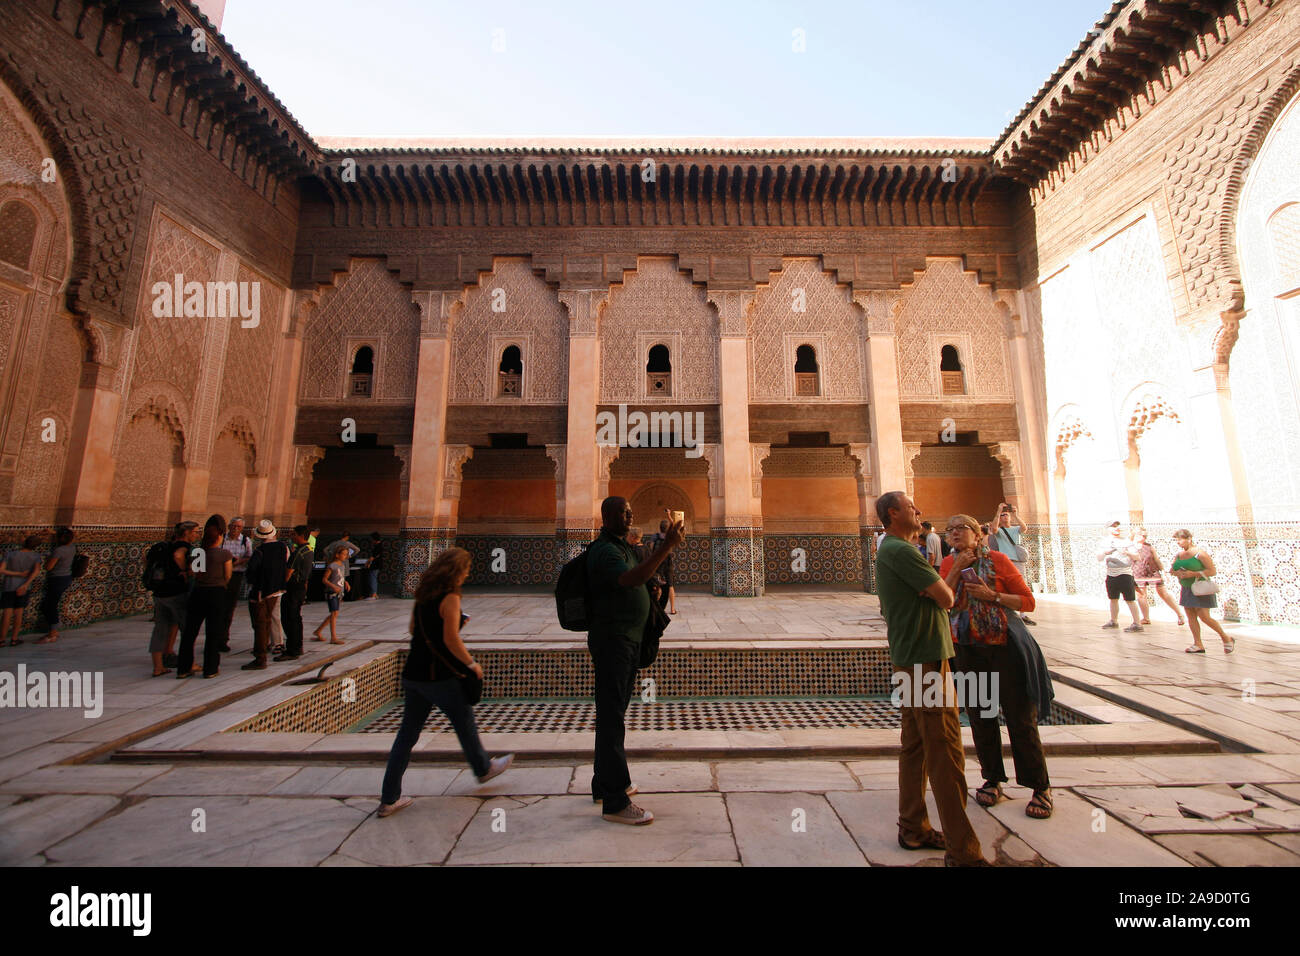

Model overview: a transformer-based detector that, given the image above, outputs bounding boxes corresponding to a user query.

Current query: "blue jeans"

[381,677,489,804]
[367,568,379,596]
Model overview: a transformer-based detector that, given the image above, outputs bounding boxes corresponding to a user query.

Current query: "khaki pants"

[896,659,984,865]
[251,595,283,663]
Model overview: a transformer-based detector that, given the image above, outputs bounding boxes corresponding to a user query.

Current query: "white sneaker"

[476,754,514,784]
[603,802,654,825]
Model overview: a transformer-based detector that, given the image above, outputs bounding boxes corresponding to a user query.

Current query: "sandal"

[7,638,23,646]
[1185,645,1206,654]
[151,669,168,677]
[1177,617,1186,626]
[1026,790,1053,819]
[975,782,1004,807]
[330,638,345,645]
[1224,638,1236,654]
[898,827,945,850]
[35,635,56,644]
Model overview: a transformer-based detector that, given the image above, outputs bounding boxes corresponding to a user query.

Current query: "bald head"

[601,496,633,537]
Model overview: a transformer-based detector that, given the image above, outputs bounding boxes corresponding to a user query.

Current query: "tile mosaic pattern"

[764,534,863,586]
[357,696,1097,734]
[459,535,561,586]
[230,651,402,734]
[397,529,456,597]
[711,528,764,597]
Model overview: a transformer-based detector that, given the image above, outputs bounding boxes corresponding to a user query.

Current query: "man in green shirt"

[587,496,682,825]
[874,490,987,867]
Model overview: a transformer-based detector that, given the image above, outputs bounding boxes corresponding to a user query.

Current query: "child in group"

[313,545,350,644]
[1,536,44,646]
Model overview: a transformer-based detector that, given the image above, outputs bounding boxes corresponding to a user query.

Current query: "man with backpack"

[586,497,682,825]
[242,520,291,670]
[145,521,198,677]
[277,525,314,662]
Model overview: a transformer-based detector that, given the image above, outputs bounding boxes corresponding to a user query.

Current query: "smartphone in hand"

[960,568,980,585]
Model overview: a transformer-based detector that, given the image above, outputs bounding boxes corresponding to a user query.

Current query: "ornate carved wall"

[300,258,419,403]
[450,259,568,404]
[600,257,718,404]
[748,258,865,401]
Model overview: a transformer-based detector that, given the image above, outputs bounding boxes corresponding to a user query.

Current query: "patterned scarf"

[952,547,1009,645]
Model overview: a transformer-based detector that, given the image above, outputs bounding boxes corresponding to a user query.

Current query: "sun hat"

[254,519,277,540]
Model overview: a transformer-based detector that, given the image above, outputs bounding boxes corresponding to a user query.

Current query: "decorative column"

[557,290,607,559]
[707,290,762,596]
[544,443,566,536]
[262,288,312,526]
[856,290,908,495]
[287,444,326,524]
[57,356,123,524]
[902,442,923,497]
[999,291,1050,524]
[847,443,875,592]
[400,290,460,595]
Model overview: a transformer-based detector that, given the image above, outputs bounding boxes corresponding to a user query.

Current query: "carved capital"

[289,289,321,337]
[750,442,772,498]
[597,443,620,498]
[82,316,127,370]
[545,444,566,522]
[707,290,756,337]
[699,443,723,499]
[902,441,923,497]
[291,445,326,500]
[394,444,413,499]
[853,289,902,336]
[558,289,609,337]
[441,444,474,500]
[846,442,873,498]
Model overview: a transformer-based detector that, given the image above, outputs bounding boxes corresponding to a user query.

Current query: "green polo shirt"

[875,534,953,667]
[587,530,650,641]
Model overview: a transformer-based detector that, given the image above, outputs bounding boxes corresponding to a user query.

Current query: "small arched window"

[647,344,672,397]
[0,200,38,271]
[940,345,965,395]
[794,344,820,396]
[498,345,523,397]
[350,345,374,397]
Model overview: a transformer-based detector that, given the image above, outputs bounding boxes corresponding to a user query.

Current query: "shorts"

[1,590,31,609]
[327,594,341,613]
[1105,574,1136,601]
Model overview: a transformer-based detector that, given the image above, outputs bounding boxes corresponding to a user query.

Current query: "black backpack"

[554,539,599,631]
[141,541,174,592]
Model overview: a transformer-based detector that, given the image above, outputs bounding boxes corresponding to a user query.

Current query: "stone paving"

[0,589,1298,866]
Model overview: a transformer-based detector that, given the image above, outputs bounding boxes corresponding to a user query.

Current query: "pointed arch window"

[498,345,523,397]
[940,344,965,395]
[350,345,374,397]
[794,344,820,396]
[647,344,672,397]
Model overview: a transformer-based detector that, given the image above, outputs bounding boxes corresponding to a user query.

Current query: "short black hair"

[293,525,309,537]
[370,532,381,540]
[875,490,906,527]
[921,521,932,531]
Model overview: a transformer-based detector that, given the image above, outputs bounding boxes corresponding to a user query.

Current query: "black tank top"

[402,594,465,682]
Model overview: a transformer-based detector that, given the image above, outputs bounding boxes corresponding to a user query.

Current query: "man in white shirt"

[989,503,1036,625]
[1097,521,1143,632]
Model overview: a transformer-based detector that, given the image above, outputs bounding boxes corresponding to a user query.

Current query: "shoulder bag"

[415,599,483,705]
[1000,528,1030,564]
[640,591,671,668]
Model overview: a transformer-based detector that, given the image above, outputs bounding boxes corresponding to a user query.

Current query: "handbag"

[1000,528,1029,563]
[640,589,671,668]
[1191,576,1219,596]
[415,600,483,705]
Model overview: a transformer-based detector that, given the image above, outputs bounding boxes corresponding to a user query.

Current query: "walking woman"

[176,514,233,679]
[312,545,350,644]
[1132,527,1185,626]
[377,547,511,817]
[1170,529,1235,654]
[36,527,77,644]
[940,514,1053,819]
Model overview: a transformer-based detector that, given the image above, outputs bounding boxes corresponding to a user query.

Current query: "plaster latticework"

[301,259,419,402]
[451,260,568,404]
[130,215,219,407]
[207,430,253,518]
[600,258,717,403]
[110,405,182,514]
[895,259,1011,400]
[748,259,864,401]
[219,264,283,425]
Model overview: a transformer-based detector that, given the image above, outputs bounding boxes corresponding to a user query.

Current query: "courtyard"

[2,590,1298,868]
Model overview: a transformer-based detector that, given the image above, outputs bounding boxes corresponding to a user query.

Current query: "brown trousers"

[896,659,984,866]
[250,594,282,664]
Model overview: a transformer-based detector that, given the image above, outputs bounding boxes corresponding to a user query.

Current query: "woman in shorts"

[1,535,44,646]
[313,545,349,644]
[1131,528,1185,626]
[1170,529,1234,654]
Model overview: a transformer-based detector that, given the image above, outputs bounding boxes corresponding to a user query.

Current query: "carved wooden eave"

[308,144,1003,233]
[991,0,1275,190]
